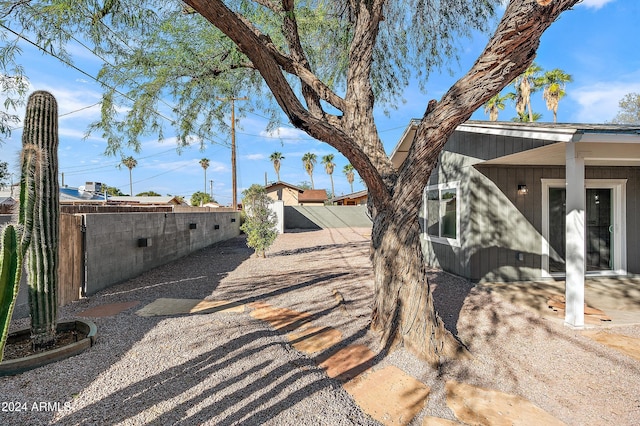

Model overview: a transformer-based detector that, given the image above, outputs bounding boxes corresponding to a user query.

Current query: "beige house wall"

[266,185,301,206]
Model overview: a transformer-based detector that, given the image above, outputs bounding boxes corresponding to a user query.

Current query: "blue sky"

[0,0,638,205]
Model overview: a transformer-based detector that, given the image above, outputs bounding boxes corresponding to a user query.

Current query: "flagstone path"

[127,296,566,425]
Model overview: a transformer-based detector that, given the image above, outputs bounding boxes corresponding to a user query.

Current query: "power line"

[0,22,176,125]
[1,17,231,149]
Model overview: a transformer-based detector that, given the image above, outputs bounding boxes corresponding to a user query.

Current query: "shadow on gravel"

[442,286,640,389]
[49,236,378,424]
[270,240,369,257]
[50,329,338,425]
[0,236,253,426]
[2,232,384,425]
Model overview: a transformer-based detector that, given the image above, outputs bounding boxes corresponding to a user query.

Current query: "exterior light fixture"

[517,184,529,196]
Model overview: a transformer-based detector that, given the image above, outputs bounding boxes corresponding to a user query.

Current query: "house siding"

[445,129,558,163]
[422,130,640,281]
[470,165,640,281]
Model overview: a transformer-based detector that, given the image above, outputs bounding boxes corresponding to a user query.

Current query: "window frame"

[422,181,461,247]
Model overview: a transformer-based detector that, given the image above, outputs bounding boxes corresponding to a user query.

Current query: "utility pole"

[218,96,248,210]
[210,179,213,199]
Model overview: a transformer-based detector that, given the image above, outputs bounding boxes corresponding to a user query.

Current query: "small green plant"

[0,225,25,361]
[240,184,278,257]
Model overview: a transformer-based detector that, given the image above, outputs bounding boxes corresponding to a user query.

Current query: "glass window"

[426,189,440,237]
[424,183,459,242]
[441,188,457,238]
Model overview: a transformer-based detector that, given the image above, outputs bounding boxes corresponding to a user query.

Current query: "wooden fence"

[58,214,84,306]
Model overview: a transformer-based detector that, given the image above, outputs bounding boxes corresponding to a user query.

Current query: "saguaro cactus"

[22,91,60,349]
[0,97,43,359]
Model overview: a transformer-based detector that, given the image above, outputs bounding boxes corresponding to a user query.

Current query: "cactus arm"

[0,225,23,362]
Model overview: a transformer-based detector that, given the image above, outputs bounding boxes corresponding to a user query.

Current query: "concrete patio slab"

[581,330,640,362]
[480,278,640,327]
[317,344,376,381]
[287,326,343,354]
[78,301,140,317]
[343,365,430,426]
[136,298,245,317]
[445,381,565,426]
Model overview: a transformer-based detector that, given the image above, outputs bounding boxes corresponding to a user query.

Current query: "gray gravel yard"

[1,228,639,425]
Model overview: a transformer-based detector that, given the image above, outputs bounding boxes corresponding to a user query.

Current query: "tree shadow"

[1,230,384,425]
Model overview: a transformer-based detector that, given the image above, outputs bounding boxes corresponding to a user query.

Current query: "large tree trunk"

[370,210,465,364]
[186,0,582,364]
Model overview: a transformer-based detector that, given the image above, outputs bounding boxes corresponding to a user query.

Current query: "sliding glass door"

[543,179,626,276]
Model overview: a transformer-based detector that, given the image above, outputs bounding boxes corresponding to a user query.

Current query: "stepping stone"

[582,330,640,362]
[445,381,565,426]
[250,305,311,331]
[78,301,140,317]
[421,418,460,425]
[287,326,343,354]
[317,344,376,381]
[344,365,430,426]
[136,298,245,317]
[547,296,612,322]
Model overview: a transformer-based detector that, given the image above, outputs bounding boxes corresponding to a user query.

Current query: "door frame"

[541,178,627,277]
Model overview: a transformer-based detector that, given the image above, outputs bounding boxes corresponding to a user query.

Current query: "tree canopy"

[190,191,212,206]
[0,0,505,153]
[0,0,582,362]
[611,92,640,125]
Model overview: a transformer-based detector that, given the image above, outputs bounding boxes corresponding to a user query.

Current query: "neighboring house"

[265,181,327,206]
[60,186,107,203]
[108,196,184,206]
[391,119,640,327]
[0,193,16,214]
[331,190,368,206]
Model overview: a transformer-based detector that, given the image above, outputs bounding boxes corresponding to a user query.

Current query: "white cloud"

[244,153,266,161]
[260,126,312,143]
[571,78,640,123]
[578,0,615,9]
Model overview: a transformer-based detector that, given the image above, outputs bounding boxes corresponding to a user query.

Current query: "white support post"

[565,142,585,328]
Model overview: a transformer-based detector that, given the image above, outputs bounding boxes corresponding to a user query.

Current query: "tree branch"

[251,0,282,13]
[395,0,581,207]
[281,0,324,117]
[184,0,392,207]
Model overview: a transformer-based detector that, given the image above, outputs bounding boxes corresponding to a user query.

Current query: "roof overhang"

[480,137,640,167]
[389,119,640,168]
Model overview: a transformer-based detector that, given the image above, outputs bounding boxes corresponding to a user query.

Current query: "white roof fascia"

[572,132,640,144]
[457,123,577,143]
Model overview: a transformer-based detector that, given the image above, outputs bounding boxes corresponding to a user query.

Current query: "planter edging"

[0,319,97,376]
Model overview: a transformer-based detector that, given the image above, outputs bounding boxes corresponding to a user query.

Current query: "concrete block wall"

[284,206,372,229]
[84,211,240,295]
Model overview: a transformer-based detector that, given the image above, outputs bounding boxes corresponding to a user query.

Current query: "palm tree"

[301,152,317,189]
[121,156,137,196]
[513,63,543,123]
[537,68,573,123]
[269,151,285,182]
[321,154,336,198]
[483,93,514,121]
[512,111,543,122]
[199,158,210,194]
[343,164,355,193]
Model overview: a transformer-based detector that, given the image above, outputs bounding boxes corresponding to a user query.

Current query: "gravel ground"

[1,228,639,425]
